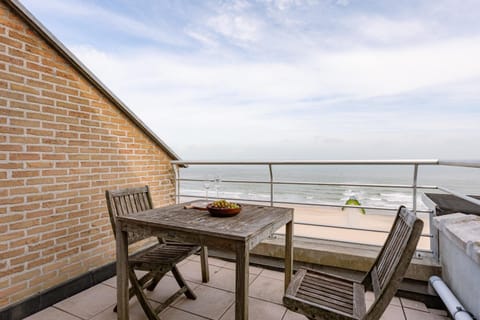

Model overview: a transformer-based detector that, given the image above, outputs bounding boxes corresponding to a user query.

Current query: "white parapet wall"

[434,213,480,319]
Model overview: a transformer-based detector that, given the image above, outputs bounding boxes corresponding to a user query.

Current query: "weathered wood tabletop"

[116,202,294,320]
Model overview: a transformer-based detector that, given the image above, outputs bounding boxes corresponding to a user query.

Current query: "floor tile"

[208,257,232,268]
[103,276,116,288]
[177,260,221,283]
[380,305,406,320]
[173,284,234,319]
[55,284,117,320]
[24,307,81,320]
[249,275,284,305]
[401,297,429,312]
[188,254,230,268]
[206,267,258,292]
[161,307,210,320]
[365,291,401,309]
[222,261,263,275]
[282,310,308,320]
[427,308,448,317]
[146,275,199,304]
[220,297,286,320]
[259,269,285,281]
[404,308,438,320]
[90,298,159,320]
[25,262,445,320]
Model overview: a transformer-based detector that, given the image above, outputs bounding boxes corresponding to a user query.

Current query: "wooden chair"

[283,206,424,320]
[106,186,207,320]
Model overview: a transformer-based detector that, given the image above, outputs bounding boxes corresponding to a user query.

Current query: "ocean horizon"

[178,164,480,213]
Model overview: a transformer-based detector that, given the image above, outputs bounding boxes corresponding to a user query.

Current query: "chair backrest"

[363,206,423,320]
[105,186,153,243]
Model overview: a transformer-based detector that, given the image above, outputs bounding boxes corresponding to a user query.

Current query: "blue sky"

[22,0,480,160]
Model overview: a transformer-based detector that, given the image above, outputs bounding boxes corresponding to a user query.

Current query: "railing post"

[412,164,418,213]
[268,164,273,206]
[173,164,180,204]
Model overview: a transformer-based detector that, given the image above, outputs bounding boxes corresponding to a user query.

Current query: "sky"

[21,0,480,160]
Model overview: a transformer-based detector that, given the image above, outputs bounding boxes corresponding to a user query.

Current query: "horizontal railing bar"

[294,221,433,238]
[438,186,480,207]
[438,160,480,168]
[271,199,434,213]
[178,194,433,213]
[172,159,440,166]
[272,234,434,254]
[177,177,437,190]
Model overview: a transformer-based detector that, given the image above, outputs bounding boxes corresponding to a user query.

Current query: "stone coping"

[251,236,441,282]
[433,213,480,265]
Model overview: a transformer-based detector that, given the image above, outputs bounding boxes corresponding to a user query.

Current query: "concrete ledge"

[433,213,480,265]
[252,236,441,282]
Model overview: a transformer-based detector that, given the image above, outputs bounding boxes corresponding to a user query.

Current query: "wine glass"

[214,175,221,198]
[203,180,211,201]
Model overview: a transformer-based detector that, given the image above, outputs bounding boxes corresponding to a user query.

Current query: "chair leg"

[200,245,210,283]
[128,269,161,320]
[113,271,155,312]
[171,266,196,300]
[146,271,165,291]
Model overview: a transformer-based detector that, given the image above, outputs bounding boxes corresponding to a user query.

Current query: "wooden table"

[116,202,294,320]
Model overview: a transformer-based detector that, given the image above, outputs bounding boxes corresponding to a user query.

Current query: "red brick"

[41,73,67,85]
[26,78,53,90]
[26,128,53,137]
[10,83,39,95]
[0,143,22,151]
[0,70,23,83]
[26,95,54,106]
[0,52,23,65]
[8,30,38,46]
[0,35,22,48]
[10,100,40,111]
[9,65,39,78]
[9,153,40,161]
[26,62,53,74]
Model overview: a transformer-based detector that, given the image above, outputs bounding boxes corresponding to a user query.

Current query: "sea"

[178,164,480,213]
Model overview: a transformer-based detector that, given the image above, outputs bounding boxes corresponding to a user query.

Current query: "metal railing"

[171,159,480,260]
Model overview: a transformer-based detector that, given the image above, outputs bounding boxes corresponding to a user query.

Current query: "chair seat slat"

[299,284,353,304]
[296,292,353,315]
[304,272,354,288]
[301,278,354,298]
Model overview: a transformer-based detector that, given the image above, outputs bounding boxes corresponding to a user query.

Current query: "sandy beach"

[183,198,431,251]
[277,204,431,250]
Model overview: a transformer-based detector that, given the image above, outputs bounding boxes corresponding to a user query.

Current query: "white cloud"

[266,0,316,11]
[335,0,350,7]
[350,16,431,43]
[207,13,263,43]
[25,0,480,159]
[70,33,480,159]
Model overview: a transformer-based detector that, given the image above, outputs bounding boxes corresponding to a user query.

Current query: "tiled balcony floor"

[25,255,450,320]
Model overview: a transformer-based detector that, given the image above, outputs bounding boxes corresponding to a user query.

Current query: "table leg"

[235,242,249,320]
[116,223,129,320]
[200,245,210,283]
[285,220,293,291]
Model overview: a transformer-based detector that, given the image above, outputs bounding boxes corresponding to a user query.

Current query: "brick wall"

[0,2,176,308]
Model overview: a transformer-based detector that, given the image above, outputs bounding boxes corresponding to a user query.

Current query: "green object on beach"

[342,197,366,214]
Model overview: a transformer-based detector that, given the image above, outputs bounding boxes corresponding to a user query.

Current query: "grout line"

[398,297,408,320]
[51,306,84,320]
[168,306,215,320]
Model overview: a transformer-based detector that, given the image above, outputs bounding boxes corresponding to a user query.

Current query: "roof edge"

[4,0,180,161]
